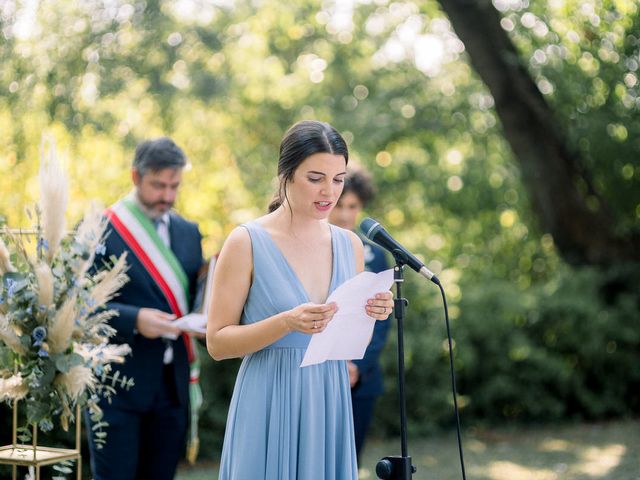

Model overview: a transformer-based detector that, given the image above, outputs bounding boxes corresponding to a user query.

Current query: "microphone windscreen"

[359,217,380,240]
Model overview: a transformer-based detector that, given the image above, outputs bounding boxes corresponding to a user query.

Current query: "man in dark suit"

[329,167,390,461]
[87,137,203,480]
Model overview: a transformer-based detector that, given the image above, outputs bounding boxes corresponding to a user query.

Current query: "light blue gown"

[218,221,358,480]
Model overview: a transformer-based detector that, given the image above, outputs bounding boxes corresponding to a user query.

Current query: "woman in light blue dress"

[206,120,394,479]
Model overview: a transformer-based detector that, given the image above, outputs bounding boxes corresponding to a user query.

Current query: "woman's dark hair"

[268,120,349,213]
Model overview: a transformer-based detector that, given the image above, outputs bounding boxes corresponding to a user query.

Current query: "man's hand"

[136,308,180,339]
[348,360,360,388]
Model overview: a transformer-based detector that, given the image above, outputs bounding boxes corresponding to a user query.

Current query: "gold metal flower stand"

[0,401,82,480]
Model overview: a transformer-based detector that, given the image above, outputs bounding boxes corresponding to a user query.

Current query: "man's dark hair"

[133,137,187,176]
[343,167,376,206]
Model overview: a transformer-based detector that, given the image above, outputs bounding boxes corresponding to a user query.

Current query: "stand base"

[0,401,82,480]
[0,444,80,466]
[376,455,416,479]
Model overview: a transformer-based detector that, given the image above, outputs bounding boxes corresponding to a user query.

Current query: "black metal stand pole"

[376,264,416,479]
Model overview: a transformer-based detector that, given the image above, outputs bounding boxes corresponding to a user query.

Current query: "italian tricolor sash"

[105,197,202,463]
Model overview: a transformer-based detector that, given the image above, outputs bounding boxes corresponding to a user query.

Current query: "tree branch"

[438,0,640,264]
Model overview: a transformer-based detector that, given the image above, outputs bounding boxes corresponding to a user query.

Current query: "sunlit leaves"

[492,0,640,235]
[0,0,635,288]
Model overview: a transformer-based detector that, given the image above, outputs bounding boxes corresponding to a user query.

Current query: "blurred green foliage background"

[1,0,638,465]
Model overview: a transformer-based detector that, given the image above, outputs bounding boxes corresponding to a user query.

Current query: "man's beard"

[136,193,173,219]
[146,201,173,216]
[148,201,172,212]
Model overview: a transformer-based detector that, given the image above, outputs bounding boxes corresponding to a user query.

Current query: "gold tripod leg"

[76,404,82,480]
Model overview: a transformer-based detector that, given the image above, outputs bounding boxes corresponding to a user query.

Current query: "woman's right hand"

[284,302,338,334]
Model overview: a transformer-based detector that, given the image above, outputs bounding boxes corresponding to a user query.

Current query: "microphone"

[360,217,440,285]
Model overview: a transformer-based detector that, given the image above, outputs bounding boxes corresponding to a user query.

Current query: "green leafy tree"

[1,1,638,467]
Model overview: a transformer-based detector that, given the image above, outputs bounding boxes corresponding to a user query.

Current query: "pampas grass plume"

[39,137,69,263]
[35,262,54,308]
[0,237,16,274]
[0,374,28,401]
[75,342,131,367]
[55,365,96,401]
[0,313,26,355]
[48,295,77,354]
[86,253,129,316]
[74,202,108,278]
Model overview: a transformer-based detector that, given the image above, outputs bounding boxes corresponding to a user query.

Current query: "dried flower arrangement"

[0,139,132,448]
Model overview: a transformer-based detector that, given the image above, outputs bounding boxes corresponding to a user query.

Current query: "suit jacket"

[352,237,390,399]
[94,210,203,411]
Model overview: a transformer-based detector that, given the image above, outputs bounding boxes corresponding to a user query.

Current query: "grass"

[176,419,639,479]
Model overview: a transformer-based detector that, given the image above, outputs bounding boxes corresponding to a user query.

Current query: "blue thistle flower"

[39,419,54,432]
[37,238,49,252]
[32,326,47,347]
[6,278,16,298]
[95,243,106,256]
[37,348,49,358]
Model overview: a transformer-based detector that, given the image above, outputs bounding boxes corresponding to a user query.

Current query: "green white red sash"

[105,196,202,463]
[106,198,189,319]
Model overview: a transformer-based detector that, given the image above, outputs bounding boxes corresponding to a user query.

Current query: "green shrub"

[196,347,241,460]
[4,265,635,464]
[372,263,640,438]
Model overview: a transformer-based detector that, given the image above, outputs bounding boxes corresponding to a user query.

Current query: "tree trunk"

[437,0,640,265]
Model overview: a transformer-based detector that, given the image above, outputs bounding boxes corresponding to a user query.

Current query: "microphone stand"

[375,254,416,479]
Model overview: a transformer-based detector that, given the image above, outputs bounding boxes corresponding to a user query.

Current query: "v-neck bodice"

[240,221,356,349]
[252,222,337,304]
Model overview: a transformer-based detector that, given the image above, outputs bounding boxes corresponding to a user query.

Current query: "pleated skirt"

[218,348,358,480]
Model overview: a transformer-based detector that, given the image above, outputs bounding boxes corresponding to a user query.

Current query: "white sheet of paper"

[300,268,394,367]
[173,312,207,333]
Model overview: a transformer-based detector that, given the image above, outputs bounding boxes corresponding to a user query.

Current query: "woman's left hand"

[365,291,394,320]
